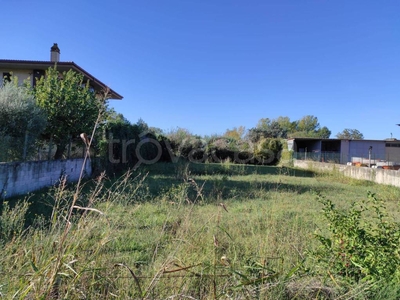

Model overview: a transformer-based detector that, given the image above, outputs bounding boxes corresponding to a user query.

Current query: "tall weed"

[313,192,400,292]
[0,200,29,243]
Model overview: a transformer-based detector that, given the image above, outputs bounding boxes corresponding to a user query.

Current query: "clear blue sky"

[2,0,400,139]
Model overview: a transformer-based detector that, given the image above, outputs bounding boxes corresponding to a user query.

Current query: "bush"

[313,192,400,286]
[0,200,30,243]
[0,80,46,161]
[254,138,283,165]
[204,137,234,163]
[166,128,205,160]
[98,118,169,172]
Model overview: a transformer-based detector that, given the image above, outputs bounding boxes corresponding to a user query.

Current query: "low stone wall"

[293,160,400,188]
[0,159,91,198]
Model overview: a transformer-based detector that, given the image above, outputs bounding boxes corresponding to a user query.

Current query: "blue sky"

[2,0,400,139]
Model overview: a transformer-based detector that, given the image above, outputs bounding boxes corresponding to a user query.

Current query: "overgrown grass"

[1,161,400,299]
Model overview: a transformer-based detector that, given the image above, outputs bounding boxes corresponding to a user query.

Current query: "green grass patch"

[1,162,400,299]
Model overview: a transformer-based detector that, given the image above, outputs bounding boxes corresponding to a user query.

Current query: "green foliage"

[224,126,246,140]
[0,79,46,161]
[336,128,364,140]
[166,128,284,165]
[4,162,400,298]
[34,66,105,159]
[290,115,331,138]
[254,138,283,165]
[315,126,331,139]
[297,115,319,133]
[313,192,400,285]
[166,128,205,160]
[248,115,331,142]
[248,118,288,142]
[275,116,296,133]
[98,116,170,173]
[0,200,30,243]
[280,149,294,166]
[207,137,238,160]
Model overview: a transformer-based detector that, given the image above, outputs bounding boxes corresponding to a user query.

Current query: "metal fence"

[293,151,398,167]
[293,151,341,164]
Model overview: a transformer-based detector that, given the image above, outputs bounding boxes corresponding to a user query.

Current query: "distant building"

[0,43,123,100]
[288,138,400,167]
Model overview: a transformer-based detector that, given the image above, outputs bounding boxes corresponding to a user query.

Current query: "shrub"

[313,192,400,286]
[254,138,283,165]
[0,80,46,161]
[0,200,30,243]
[166,128,205,161]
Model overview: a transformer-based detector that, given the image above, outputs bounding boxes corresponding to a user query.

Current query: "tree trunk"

[48,136,53,160]
[54,142,67,160]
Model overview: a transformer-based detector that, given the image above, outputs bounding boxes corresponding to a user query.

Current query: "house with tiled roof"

[0,43,123,100]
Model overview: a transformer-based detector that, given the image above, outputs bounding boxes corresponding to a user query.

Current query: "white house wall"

[0,69,33,86]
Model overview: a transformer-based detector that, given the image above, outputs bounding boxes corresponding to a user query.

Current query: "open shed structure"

[288,138,400,167]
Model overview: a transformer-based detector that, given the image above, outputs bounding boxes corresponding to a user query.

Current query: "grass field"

[1,161,400,299]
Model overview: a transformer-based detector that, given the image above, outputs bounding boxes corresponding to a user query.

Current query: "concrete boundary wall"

[293,160,400,188]
[0,159,92,198]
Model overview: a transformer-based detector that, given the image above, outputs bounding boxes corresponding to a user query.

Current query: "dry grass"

[1,161,400,299]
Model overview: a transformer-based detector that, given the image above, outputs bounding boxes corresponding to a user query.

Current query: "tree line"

[0,67,364,167]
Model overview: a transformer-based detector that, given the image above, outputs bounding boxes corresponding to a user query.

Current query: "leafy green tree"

[100,116,140,170]
[256,118,288,137]
[275,116,297,133]
[336,128,364,140]
[149,126,165,137]
[289,115,331,138]
[250,115,331,139]
[0,79,46,160]
[315,126,331,139]
[104,108,129,125]
[166,128,205,159]
[34,66,105,159]
[297,115,320,132]
[247,118,288,142]
[256,118,272,131]
[224,126,246,140]
[246,128,264,143]
[254,138,282,165]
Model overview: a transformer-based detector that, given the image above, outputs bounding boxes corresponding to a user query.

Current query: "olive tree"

[0,79,46,161]
[34,67,106,159]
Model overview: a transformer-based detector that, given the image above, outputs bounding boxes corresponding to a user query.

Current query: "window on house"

[33,69,45,86]
[2,72,11,83]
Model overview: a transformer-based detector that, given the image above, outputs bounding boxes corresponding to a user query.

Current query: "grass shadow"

[0,161,324,228]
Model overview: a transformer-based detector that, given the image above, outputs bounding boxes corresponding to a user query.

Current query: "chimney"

[50,43,60,62]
